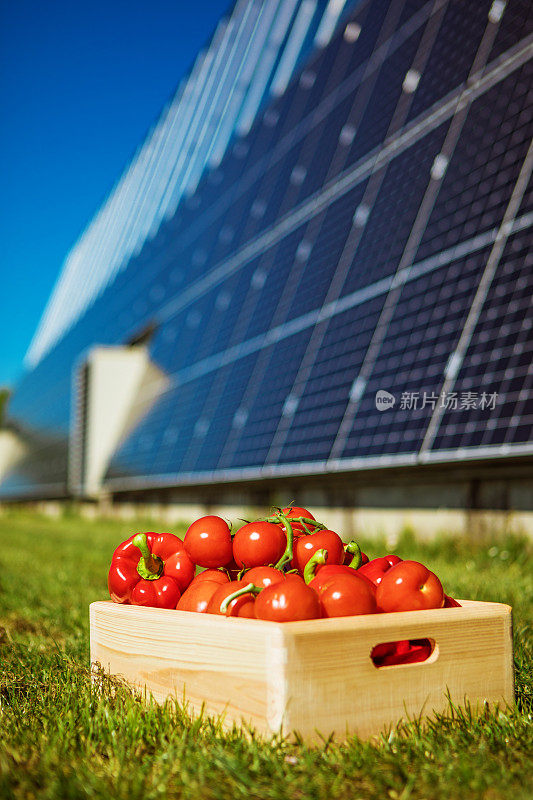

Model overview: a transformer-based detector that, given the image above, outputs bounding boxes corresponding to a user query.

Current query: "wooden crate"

[90,599,513,742]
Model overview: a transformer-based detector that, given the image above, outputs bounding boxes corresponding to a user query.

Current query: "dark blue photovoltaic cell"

[238,231,306,341]
[286,93,355,203]
[226,328,314,469]
[405,0,491,125]
[278,293,387,463]
[432,229,533,451]
[488,0,533,63]
[283,183,369,321]
[415,62,533,264]
[340,122,449,297]
[184,352,260,473]
[340,247,492,458]
[343,26,424,169]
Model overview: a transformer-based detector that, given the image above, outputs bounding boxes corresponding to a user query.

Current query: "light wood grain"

[90,599,513,742]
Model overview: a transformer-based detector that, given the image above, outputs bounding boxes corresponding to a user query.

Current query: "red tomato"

[314,573,377,618]
[293,530,344,574]
[254,575,321,622]
[163,548,196,592]
[184,516,233,568]
[282,506,315,520]
[309,564,375,593]
[191,569,230,585]
[176,580,221,612]
[206,580,255,615]
[376,560,444,612]
[130,576,181,608]
[232,522,286,569]
[357,555,402,586]
[243,566,286,588]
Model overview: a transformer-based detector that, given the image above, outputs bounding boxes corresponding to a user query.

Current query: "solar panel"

[2,0,532,499]
[428,227,533,454]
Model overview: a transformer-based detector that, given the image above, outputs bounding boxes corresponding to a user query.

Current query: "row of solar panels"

[2,0,532,499]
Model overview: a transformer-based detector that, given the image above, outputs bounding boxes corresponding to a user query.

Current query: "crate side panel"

[281,607,513,741]
[90,602,283,733]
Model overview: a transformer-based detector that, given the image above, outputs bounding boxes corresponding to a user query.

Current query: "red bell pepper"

[372,639,433,666]
[108,532,194,608]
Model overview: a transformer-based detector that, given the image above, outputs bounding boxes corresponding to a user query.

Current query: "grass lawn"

[0,508,532,800]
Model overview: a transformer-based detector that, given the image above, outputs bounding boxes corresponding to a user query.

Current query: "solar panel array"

[2,0,532,499]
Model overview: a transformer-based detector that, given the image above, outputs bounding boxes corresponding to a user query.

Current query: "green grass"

[0,508,532,800]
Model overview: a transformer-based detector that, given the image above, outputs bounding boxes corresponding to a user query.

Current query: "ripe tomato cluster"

[108,505,460,638]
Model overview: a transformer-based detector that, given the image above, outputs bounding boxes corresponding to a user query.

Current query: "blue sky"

[0,0,229,388]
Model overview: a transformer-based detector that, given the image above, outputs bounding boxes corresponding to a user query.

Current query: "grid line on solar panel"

[142,0,447,283]
[404,0,498,125]
[420,133,533,453]
[196,0,412,273]
[182,352,261,472]
[334,247,493,460]
[278,295,387,463]
[166,226,305,472]
[184,187,367,472]
[101,199,531,487]
[109,342,296,482]
[488,0,533,63]
[133,2,436,475]
[101,207,530,424]
[338,124,449,297]
[151,39,533,331]
[326,13,510,461]
[222,327,314,469]
[426,232,533,452]
[264,127,457,462]
[414,60,533,264]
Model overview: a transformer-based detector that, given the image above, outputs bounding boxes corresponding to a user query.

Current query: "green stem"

[303,548,327,584]
[220,582,261,613]
[291,517,327,531]
[274,511,294,570]
[132,533,163,580]
[256,515,326,531]
[344,540,362,569]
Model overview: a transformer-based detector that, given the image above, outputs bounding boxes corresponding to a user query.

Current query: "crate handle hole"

[371,638,437,668]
